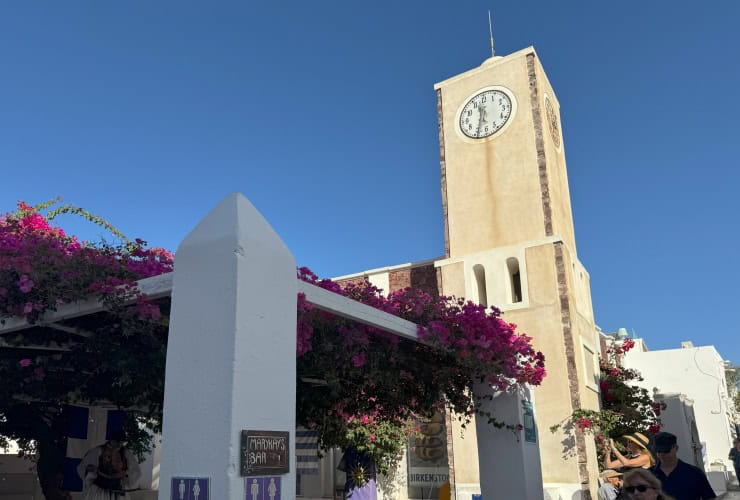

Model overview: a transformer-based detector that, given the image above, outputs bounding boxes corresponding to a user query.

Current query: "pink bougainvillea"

[1,200,176,475]
[0,201,173,323]
[1,201,546,475]
[577,417,592,431]
[295,266,546,470]
[551,338,661,469]
[296,266,545,389]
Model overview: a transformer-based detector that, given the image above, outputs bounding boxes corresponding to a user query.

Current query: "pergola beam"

[0,338,71,351]
[44,323,94,338]
[0,272,423,345]
[296,280,421,343]
[0,273,173,335]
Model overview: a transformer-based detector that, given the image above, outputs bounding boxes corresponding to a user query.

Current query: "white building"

[652,392,704,468]
[622,341,735,471]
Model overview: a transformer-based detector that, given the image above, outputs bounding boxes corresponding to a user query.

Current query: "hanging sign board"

[241,430,290,476]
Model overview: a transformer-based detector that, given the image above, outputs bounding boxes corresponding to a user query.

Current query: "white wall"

[654,393,703,468]
[623,345,734,470]
[158,193,298,500]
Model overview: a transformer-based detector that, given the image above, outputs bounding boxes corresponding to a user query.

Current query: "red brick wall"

[334,276,368,288]
[388,264,439,296]
[334,264,440,297]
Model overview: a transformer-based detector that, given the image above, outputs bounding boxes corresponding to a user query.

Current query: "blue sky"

[1,2,738,363]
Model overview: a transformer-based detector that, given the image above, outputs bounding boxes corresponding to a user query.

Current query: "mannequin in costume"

[76,430,141,500]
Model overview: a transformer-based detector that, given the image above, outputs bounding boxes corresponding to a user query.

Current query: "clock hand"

[475,104,489,136]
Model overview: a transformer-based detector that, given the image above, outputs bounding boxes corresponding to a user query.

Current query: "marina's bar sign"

[241,430,290,476]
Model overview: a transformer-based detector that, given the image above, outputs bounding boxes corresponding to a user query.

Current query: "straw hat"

[600,469,622,481]
[622,432,656,466]
[623,432,650,451]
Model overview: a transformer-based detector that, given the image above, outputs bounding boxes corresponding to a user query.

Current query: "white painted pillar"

[474,384,543,500]
[158,193,297,500]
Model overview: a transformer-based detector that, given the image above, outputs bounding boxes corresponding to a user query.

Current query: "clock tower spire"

[487,10,495,57]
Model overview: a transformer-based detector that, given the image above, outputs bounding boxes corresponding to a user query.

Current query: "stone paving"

[721,482,740,499]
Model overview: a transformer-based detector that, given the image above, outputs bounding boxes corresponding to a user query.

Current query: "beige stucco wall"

[435,48,578,257]
[380,241,600,494]
[336,246,601,495]
[501,242,600,495]
[438,261,465,298]
[449,414,481,490]
[438,241,532,309]
[436,241,600,488]
[560,244,601,496]
[435,243,602,496]
[506,243,580,485]
[436,48,549,257]
[532,56,578,254]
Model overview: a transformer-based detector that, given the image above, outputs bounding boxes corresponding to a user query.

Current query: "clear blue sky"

[1,2,738,363]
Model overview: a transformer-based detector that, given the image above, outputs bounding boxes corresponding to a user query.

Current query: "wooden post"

[158,193,297,500]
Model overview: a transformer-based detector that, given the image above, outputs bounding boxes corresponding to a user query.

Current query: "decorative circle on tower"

[456,86,517,141]
[544,95,561,149]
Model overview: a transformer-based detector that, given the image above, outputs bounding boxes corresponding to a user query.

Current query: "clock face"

[544,96,561,148]
[458,88,514,139]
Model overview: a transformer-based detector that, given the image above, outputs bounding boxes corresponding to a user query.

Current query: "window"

[506,257,522,303]
[473,264,487,307]
[582,343,598,391]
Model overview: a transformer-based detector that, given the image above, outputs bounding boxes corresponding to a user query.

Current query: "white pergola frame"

[0,272,421,347]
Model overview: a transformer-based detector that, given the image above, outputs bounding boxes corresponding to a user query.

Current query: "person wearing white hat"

[598,469,623,500]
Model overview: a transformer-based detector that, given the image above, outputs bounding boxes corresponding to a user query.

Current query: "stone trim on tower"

[444,410,457,500]
[527,53,554,238]
[437,88,451,258]
[554,241,591,497]
[528,51,591,496]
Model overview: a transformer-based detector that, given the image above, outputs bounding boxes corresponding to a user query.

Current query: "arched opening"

[473,264,488,307]
[506,257,522,303]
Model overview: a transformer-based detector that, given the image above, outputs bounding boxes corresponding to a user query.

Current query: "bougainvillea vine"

[0,200,547,492]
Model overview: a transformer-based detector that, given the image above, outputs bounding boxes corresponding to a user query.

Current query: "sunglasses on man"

[624,484,654,493]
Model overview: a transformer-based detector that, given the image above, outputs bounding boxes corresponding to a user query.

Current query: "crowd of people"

[72,427,735,500]
[597,431,722,500]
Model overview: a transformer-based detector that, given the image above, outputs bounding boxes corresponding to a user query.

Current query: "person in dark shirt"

[729,438,740,485]
[650,432,716,500]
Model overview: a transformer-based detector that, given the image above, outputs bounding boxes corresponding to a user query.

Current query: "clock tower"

[436,47,577,259]
[434,47,601,498]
